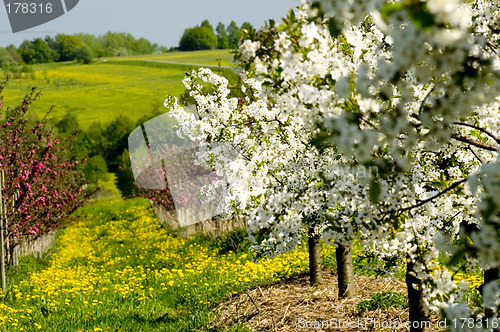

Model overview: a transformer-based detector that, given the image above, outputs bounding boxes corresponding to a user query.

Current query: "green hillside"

[0,50,235,128]
[110,49,234,67]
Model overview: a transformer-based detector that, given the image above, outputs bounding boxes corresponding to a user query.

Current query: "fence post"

[5,235,9,265]
[11,193,17,267]
[1,169,6,291]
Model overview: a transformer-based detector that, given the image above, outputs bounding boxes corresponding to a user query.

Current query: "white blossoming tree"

[167,0,500,330]
[167,65,362,292]
[233,0,499,330]
[305,1,500,330]
[231,8,488,329]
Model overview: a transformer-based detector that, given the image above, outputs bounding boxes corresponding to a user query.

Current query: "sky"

[0,0,301,48]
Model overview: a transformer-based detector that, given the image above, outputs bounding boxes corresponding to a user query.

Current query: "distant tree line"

[0,20,252,68]
[0,32,169,67]
[179,20,255,51]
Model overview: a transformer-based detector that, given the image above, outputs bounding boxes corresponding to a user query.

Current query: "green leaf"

[448,247,467,267]
[411,9,435,29]
[393,218,401,230]
[431,173,451,189]
[380,2,405,19]
[327,18,342,38]
[369,180,381,204]
[277,22,288,32]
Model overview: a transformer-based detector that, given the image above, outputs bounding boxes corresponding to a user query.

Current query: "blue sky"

[0,0,301,47]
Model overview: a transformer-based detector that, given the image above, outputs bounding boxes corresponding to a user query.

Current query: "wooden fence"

[150,201,245,236]
[5,231,58,266]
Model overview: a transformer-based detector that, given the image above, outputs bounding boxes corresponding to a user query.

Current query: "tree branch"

[451,133,498,151]
[397,179,466,216]
[468,146,483,164]
[418,84,435,115]
[380,179,467,221]
[487,42,500,59]
[453,122,500,144]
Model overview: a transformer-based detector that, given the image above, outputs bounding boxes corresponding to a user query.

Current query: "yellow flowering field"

[0,198,308,331]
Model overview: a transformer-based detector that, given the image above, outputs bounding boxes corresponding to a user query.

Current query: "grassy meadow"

[0,182,309,331]
[0,50,235,128]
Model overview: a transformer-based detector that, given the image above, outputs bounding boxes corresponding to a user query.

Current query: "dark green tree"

[73,45,94,64]
[82,115,134,196]
[227,21,240,49]
[216,22,229,49]
[240,22,256,38]
[83,121,106,157]
[83,155,109,186]
[53,34,84,61]
[179,24,217,51]
[179,28,197,51]
[115,149,137,197]
[55,111,79,133]
[18,38,58,64]
[54,111,89,161]
[18,40,35,64]
[99,115,135,171]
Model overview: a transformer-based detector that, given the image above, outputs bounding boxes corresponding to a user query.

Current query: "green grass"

[5,254,52,288]
[0,50,234,128]
[357,291,409,313]
[1,197,413,332]
[0,184,308,331]
[112,50,235,67]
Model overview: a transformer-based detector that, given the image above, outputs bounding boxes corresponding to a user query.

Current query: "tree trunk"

[406,259,431,332]
[8,242,17,267]
[0,223,5,291]
[308,226,322,286]
[5,236,9,265]
[336,243,356,297]
[482,268,499,325]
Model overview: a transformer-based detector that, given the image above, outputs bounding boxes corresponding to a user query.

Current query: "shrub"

[211,228,251,255]
[73,45,93,64]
